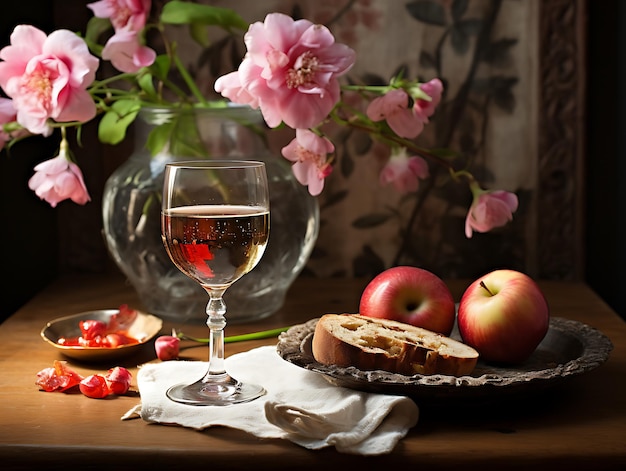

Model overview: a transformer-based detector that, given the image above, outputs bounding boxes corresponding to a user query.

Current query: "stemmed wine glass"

[161,160,270,406]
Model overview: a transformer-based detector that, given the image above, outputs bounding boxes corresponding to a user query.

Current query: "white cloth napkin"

[124,345,419,455]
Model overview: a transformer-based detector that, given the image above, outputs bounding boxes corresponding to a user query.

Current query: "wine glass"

[160,160,270,405]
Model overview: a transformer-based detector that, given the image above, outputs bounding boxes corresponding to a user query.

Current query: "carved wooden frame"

[536,0,586,280]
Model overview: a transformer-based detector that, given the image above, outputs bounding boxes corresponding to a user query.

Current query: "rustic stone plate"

[276,317,613,404]
[41,309,163,362]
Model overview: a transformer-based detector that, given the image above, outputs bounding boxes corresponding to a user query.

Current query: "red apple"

[457,269,550,364]
[358,266,456,335]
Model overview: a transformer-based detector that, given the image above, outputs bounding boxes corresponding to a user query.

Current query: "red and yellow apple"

[457,269,550,364]
[358,266,456,335]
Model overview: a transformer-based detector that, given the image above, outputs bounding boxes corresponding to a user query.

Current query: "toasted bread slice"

[312,314,479,376]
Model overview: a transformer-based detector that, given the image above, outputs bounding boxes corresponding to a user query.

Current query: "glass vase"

[102,105,319,323]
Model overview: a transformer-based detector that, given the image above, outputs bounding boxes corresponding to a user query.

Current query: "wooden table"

[1,273,625,470]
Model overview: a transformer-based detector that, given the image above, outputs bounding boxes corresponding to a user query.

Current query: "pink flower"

[281,129,334,196]
[412,78,443,122]
[155,335,180,361]
[0,25,99,136]
[101,30,156,73]
[215,13,356,130]
[28,154,91,207]
[379,148,429,193]
[87,0,151,33]
[367,89,424,138]
[88,0,155,73]
[366,79,444,139]
[0,97,18,150]
[213,71,259,109]
[465,190,519,238]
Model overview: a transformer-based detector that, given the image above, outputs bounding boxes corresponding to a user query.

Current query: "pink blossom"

[367,89,424,138]
[88,0,155,72]
[28,154,91,207]
[281,129,334,196]
[87,0,151,33]
[379,148,429,193]
[413,78,443,122]
[367,79,444,139]
[101,30,156,73]
[155,335,180,361]
[215,13,356,130]
[0,25,99,136]
[0,97,17,150]
[465,190,519,238]
[213,71,259,109]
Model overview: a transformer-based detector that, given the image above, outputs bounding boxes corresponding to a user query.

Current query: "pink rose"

[28,154,91,207]
[215,13,355,130]
[465,190,519,238]
[213,71,259,109]
[87,0,151,33]
[379,149,429,194]
[281,129,334,196]
[0,25,99,136]
[155,335,180,361]
[101,30,156,73]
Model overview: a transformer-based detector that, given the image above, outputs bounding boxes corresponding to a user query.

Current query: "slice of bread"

[312,314,479,376]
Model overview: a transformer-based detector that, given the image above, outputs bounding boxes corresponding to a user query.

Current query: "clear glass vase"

[102,106,319,323]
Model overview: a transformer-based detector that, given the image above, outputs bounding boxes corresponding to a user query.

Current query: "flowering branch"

[215,12,519,238]
[0,1,519,240]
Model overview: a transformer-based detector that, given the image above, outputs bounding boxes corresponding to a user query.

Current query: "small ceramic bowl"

[41,309,163,362]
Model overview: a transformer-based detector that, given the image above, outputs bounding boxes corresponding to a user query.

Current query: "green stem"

[177,326,290,344]
[173,54,207,105]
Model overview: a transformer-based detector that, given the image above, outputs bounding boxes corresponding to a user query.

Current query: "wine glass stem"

[204,289,227,379]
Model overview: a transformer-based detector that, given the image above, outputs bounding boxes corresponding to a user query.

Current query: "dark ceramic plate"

[276,317,613,404]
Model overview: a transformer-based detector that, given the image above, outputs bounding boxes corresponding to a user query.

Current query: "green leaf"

[145,122,173,156]
[98,100,140,145]
[145,111,210,157]
[85,16,111,43]
[161,1,248,31]
[149,55,171,81]
[189,22,210,48]
[84,16,111,55]
[137,73,158,101]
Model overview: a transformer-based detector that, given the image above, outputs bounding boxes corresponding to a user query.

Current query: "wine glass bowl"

[161,160,270,405]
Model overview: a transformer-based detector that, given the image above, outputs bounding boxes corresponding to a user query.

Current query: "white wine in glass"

[161,160,270,405]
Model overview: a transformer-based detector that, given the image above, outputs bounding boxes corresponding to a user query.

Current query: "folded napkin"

[124,345,419,455]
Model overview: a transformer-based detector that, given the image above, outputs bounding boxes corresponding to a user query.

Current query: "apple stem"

[479,280,495,296]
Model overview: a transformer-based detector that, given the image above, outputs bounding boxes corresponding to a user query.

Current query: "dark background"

[1,0,625,322]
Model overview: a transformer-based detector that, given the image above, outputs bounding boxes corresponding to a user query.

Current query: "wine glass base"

[166,378,266,406]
